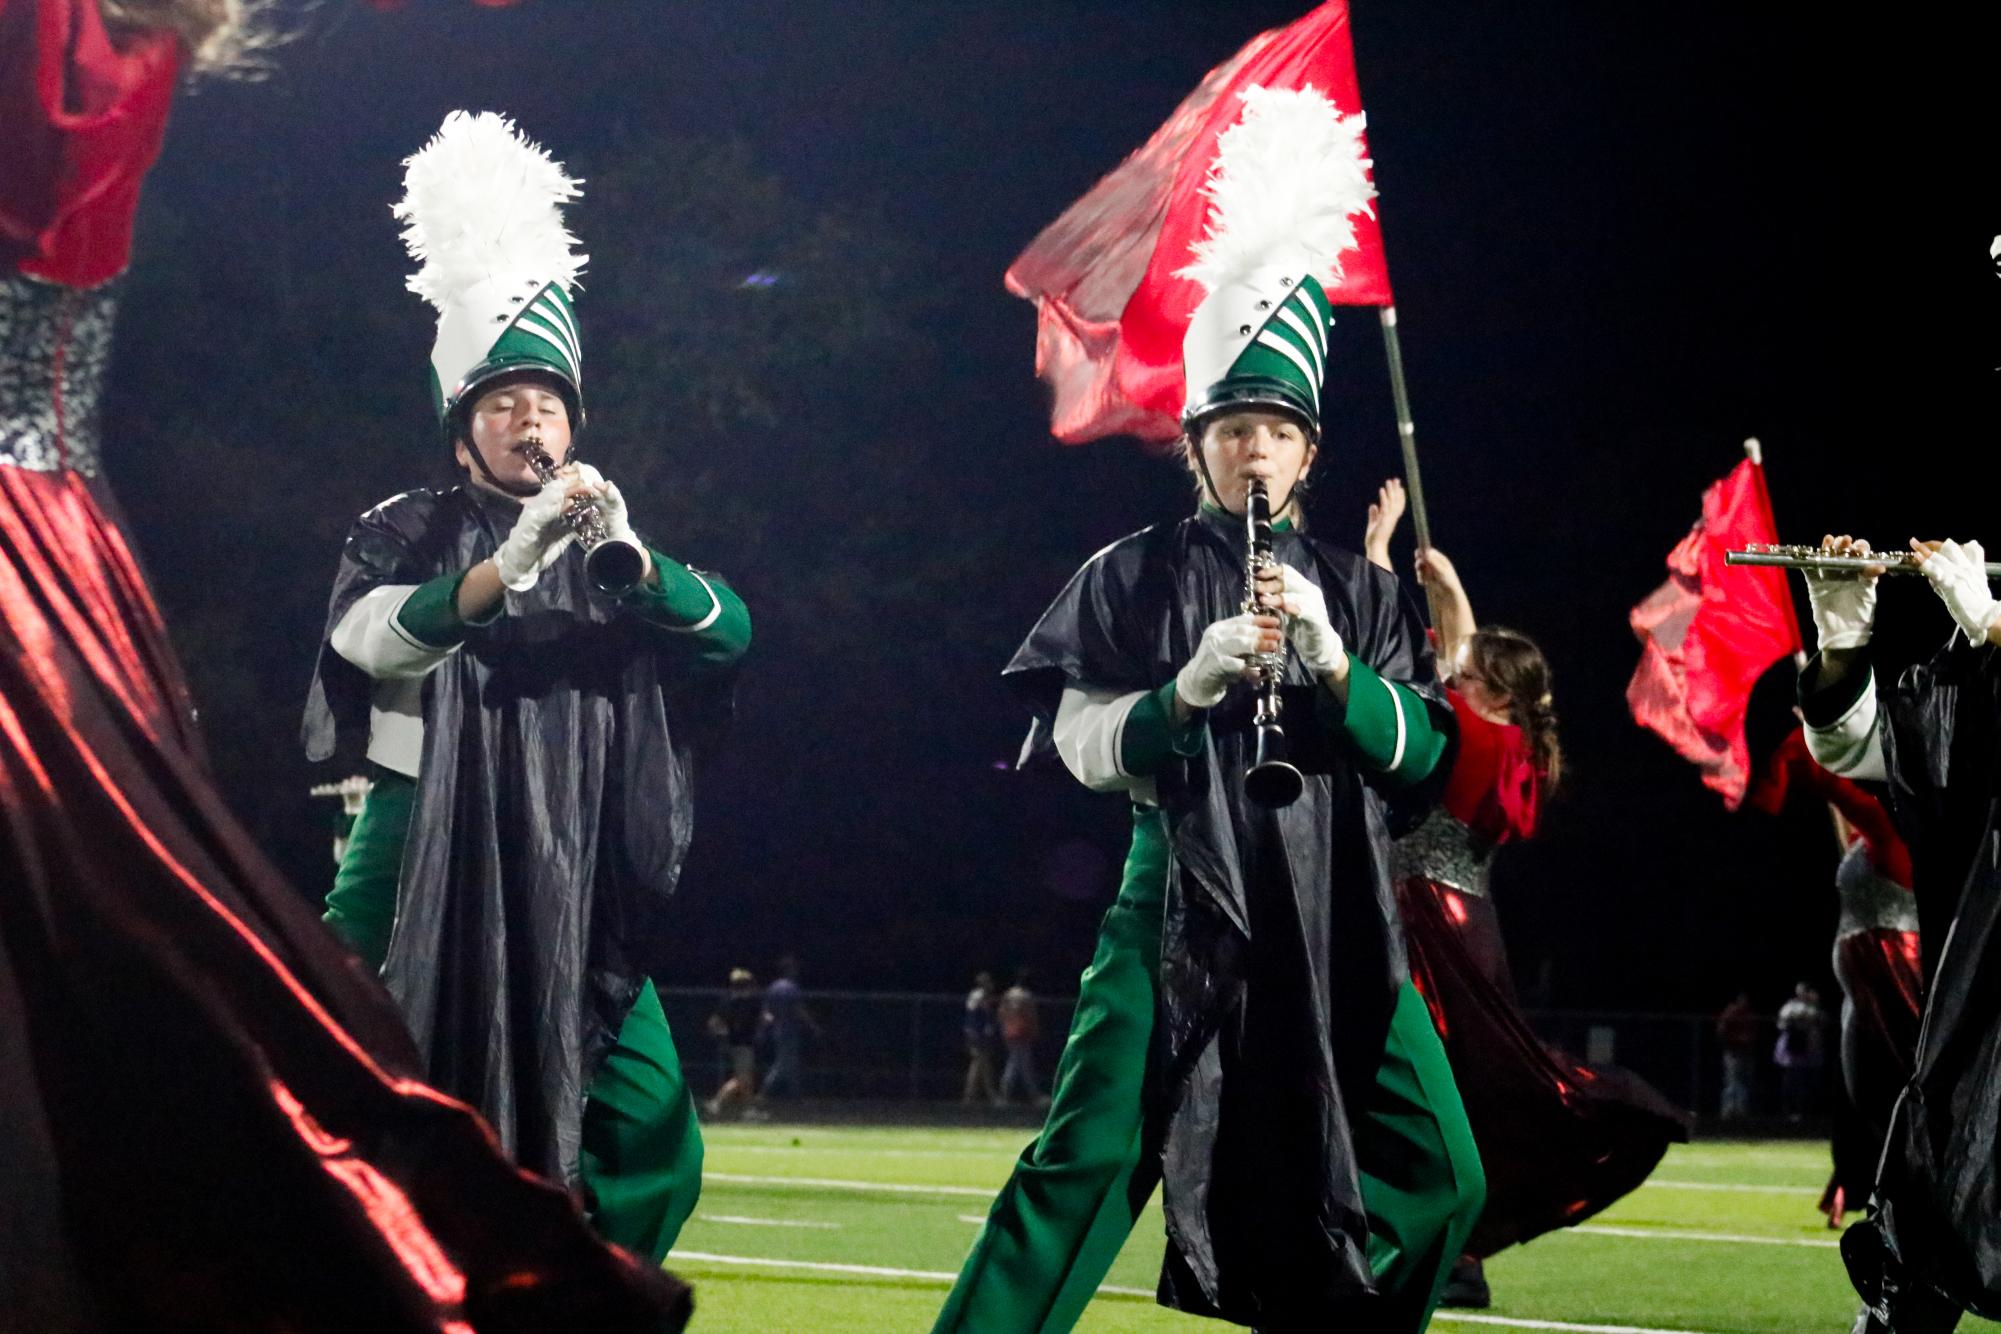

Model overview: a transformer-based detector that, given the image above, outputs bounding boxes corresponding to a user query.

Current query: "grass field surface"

[664,1125,2001,1333]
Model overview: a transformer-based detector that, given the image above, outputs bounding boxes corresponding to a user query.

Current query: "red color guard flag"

[1627,460,1803,808]
[1006,2,1391,444]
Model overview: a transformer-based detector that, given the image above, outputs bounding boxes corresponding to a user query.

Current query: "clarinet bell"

[585,535,649,595]
[1245,723,1304,809]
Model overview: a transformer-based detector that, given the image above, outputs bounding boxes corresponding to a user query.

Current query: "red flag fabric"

[1005,1,1390,445]
[1627,460,1803,808]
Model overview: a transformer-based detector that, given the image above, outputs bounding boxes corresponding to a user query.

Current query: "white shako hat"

[394,111,587,437]
[1178,85,1376,438]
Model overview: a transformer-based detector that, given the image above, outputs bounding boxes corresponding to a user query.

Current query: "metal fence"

[660,988,1828,1122]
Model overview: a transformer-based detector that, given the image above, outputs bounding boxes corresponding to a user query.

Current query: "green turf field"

[665,1124,1999,1333]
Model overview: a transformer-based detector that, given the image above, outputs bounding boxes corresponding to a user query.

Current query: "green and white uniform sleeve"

[331,571,485,679]
[1799,649,1885,781]
[331,570,497,779]
[1053,682,1205,800]
[623,549,752,671]
[1322,656,1449,788]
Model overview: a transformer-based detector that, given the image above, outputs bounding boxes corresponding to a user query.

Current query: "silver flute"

[1725,543,2001,578]
[522,441,649,595]
[1241,478,1304,809]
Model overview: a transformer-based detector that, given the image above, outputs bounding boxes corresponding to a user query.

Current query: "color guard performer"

[3,5,685,1328]
[1749,726,1920,1228]
[1366,481,1689,1308]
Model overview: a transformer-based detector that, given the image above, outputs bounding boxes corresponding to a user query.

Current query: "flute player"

[1798,529,2001,1334]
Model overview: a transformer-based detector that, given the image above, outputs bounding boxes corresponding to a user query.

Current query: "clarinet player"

[938,90,1480,1330]
[303,112,749,1266]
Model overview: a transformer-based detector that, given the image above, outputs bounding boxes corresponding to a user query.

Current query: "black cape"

[1839,635,2001,1319]
[304,484,733,1183]
[1005,509,1447,1325]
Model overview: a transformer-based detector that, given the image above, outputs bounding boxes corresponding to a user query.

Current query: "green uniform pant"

[935,807,1484,1334]
[323,773,703,1267]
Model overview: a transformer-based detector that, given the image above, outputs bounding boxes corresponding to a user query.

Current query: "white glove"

[1805,550,1878,652]
[1174,613,1269,709]
[1277,563,1346,677]
[1920,539,2000,646]
[492,474,576,591]
[578,465,639,546]
[581,464,654,587]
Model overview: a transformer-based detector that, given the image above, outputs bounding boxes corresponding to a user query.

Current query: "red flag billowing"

[1005,2,1390,445]
[1627,460,1803,808]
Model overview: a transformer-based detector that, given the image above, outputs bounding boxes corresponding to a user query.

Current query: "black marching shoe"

[1440,1256,1491,1309]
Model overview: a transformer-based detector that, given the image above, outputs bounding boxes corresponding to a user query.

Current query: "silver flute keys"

[1242,478,1305,809]
[522,441,650,595]
[1726,543,2001,579]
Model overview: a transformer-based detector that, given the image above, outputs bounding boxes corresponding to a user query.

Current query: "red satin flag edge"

[1627,460,1803,808]
[1005,1,1391,445]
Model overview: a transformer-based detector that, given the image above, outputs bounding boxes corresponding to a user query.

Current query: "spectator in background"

[759,956,819,1101]
[963,972,1001,1106]
[705,969,762,1120]
[997,968,1046,1106]
[1717,992,1760,1121]
[1775,983,1828,1121]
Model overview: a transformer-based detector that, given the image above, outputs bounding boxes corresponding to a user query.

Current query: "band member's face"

[1197,411,1316,517]
[456,378,573,495]
[1449,643,1514,724]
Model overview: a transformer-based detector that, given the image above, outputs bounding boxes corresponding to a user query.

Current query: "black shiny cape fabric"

[304,485,732,1184]
[1845,636,2001,1317]
[1398,878,1690,1258]
[1005,509,1447,1325]
[2,462,688,1331]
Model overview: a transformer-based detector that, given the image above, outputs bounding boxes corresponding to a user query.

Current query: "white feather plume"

[395,111,586,310]
[1177,85,1375,295]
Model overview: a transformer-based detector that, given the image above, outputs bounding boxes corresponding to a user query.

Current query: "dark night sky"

[112,2,2001,1011]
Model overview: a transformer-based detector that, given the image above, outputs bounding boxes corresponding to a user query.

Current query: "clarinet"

[521,441,649,595]
[1242,479,1305,809]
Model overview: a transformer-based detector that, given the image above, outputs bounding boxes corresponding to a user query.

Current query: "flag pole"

[1379,305,1431,548]
[1747,434,1848,856]
[1379,305,1444,626]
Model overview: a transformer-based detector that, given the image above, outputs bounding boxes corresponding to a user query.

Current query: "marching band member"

[938,87,1481,1332]
[306,112,749,1266]
[1798,532,2001,1332]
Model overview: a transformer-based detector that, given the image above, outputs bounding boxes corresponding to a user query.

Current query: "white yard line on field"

[957,1214,987,1225]
[698,1214,842,1229]
[1564,1224,1839,1249]
[705,1171,994,1197]
[1641,1179,1821,1196]
[671,1250,1021,1286]
[1432,1316,1715,1334]
[673,1252,1719,1333]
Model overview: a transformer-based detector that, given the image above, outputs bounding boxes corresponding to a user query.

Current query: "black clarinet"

[1242,479,1304,808]
[522,441,648,595]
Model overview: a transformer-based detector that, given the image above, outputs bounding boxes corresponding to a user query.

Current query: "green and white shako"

[395,110,589,436]
[1177,84,1378,439]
